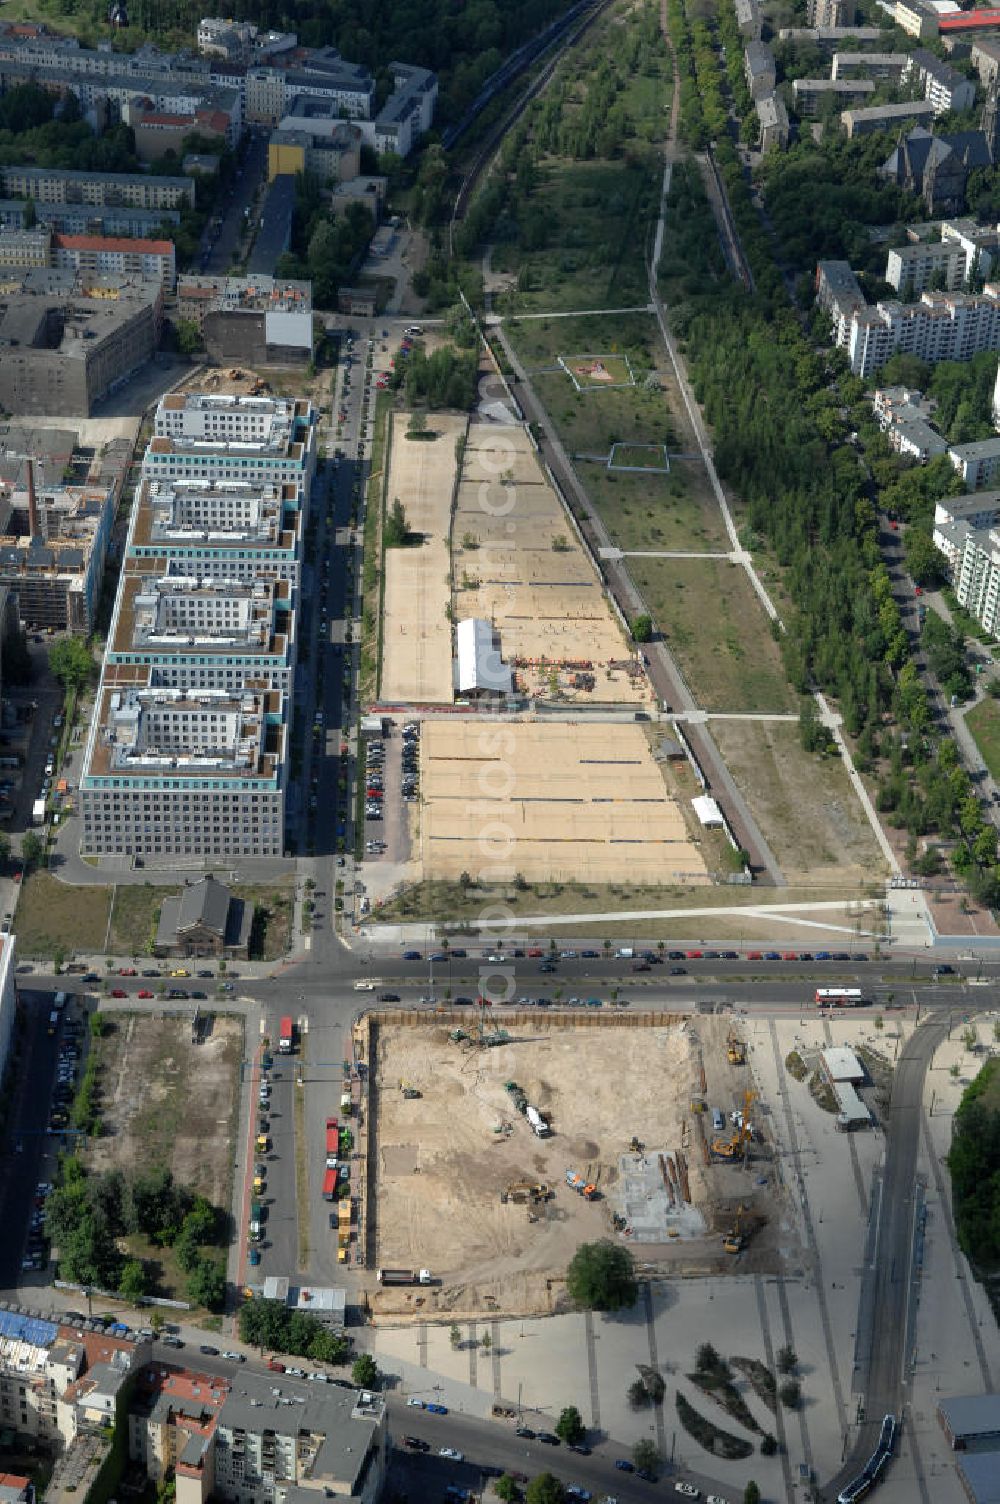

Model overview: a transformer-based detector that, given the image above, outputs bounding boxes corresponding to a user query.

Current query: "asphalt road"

[0,990,75,1288]
[200,130,269,276]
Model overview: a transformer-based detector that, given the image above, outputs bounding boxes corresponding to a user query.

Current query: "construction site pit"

[367,1013,787,1319]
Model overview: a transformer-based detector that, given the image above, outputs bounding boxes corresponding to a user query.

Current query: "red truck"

[278,1015,294,1054]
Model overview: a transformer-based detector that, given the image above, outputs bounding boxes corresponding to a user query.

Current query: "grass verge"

[966,698,1000,783]
[15,871,111,958]
[360,392,392,702]
[627,556,796,712]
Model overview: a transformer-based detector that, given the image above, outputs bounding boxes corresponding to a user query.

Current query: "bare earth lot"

[87,1012,243,1210]
[711,721,887,887]
[419,718,709,886]
[372,1019,707,1314]
[381,412,467,703]
[455,424,649,704]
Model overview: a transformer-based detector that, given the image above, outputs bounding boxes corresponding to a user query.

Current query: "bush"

[779,1379,802,1409]
[351,1354,380,1389]
[776,1343,797,1373]
[629,1378,651,1409]
[760,1433,778,1456]
[632,1439,661,1475]
[696,1342,722,1373]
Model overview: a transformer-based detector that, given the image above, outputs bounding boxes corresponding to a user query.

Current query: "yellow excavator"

[723,1203,745,1254]
[710,1088,757,1158]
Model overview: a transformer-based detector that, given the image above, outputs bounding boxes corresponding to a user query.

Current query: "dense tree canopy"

[566,1240,638,1311]
[238,1297,350,1362]
[949,1060,1000,1263]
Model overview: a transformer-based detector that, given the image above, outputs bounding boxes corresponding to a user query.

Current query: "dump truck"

[279,1015,294,1054]
[526,1105,550,1137]
[377,1268,433,1286]
[727,1032,746,1065]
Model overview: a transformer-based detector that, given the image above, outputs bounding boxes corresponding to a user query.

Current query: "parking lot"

[361,723,418,883]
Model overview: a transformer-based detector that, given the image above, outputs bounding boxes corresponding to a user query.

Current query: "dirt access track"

[86,1012,243,1209]
[380,411,468,704]
[418,718,709,885]
[369,1014,776,1318]
[454,423,650,705]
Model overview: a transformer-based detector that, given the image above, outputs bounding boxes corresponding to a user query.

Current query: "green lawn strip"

[586,466,729,554]
[627,555,796,713]
[966,699,1000,783]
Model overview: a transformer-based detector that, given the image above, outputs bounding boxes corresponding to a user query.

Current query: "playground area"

[418,718,709,885]
[558,352,636,390]
[453,423,650,704]
[380,412,467,703]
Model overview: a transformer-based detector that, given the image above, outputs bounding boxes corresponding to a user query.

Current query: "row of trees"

[238,1297,350,1364]
[46,1161,227,1308]
[948,1059,1000,1264]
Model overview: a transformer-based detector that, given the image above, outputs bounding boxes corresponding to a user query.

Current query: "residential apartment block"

[972,35,1000,88]
[884,219,1000,294]
[808,0,856,25]
[52,233,176,291]
[936,508,1000,629]
[841,98,936,135]
[177,276,313,365]
[949,435,1000,488]
[130,1363,385,1504]
[745,40,777,100]
[871,384,949,459]
[777,26,883,54]
[757,91,791,149]
[844,285,1000,377]
[0,1308,144,1447]
[904,48,977,115]
[933,488,1000,572]
[0,165,195,211]
[794,75,875,115]
[815,259,867,342]
[735,0,761,39]
[0,200,180,238]
[80,392,314,861]
[831,51,910,80]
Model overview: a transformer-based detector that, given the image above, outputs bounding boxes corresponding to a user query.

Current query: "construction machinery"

[629,1136,645,1154]
[723,1203,746,1254]
[565,1168,598,1200]
[727,1032,746,1066]
[500,1181,550,1205]
[400,1082,422,1099]
[710,1089,757,1159]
